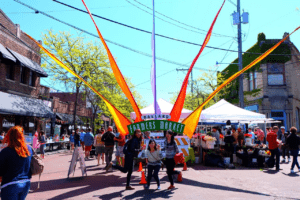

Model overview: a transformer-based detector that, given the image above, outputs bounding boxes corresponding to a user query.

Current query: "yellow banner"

[182,26,300,138]
[25,33,132,135]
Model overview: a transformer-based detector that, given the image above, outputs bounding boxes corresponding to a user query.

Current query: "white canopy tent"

[130,98,192,120]
[199,99,268,122]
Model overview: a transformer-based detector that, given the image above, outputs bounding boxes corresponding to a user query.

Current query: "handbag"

[30,147,44,189]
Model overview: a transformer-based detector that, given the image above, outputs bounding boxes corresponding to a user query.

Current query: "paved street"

[24,151,300,200]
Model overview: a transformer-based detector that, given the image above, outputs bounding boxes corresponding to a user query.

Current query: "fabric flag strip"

[169,0,226,122]
[25,33,132,136]
[182,26,300,139]
[81,0,143,123]
[151,0,161,118]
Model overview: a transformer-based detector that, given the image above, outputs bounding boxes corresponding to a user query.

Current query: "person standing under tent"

[255,127,265,144]
[114,132,125,167]
[164,130,181,190]
[80,129,86,151]
[102,126,115,170]
[145,139,163,190]
[231,127,238,153]
[0,126,33,200]
[108,129,143,190]
[84,128,94,160]
[38,131,46,159]
[94,129,105,165]
[237,127,244,147]
[211,127,220,145]
[248,128,255,144]
[265,126,281,171]
[285,127,300,173]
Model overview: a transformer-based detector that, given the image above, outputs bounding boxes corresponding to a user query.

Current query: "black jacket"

[286,133,300,150]
[101,131,115,147]
[126,137,141,158]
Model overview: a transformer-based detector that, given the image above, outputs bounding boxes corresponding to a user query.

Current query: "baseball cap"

[280,126,285,129]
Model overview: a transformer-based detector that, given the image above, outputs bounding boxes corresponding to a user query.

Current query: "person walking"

[0,126,33,200]
[80,129,86,151]
[70,130,75,151]
[279,126,290,163]
[145,139,163,190]
[285,127,300,173]
[38,131,46,159]
[265,126,281,171]
[74,128,81,148]
[164,130,181,190]
[101,126,115,170]
[114,132,125,167]
[84,128,94,160]
[94,129,105,165]
[109,129,143,190]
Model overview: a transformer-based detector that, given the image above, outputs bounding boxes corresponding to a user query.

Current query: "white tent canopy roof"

[200,99,267,122]
[130,98,192,120]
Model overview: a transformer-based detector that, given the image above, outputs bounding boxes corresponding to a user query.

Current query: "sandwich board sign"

[68,147,87,178]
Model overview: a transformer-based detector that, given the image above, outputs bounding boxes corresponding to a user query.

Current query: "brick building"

[0,9,54,135]
[219,32,300,130]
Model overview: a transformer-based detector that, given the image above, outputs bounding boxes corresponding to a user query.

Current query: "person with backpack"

[94,128,105,165]
[101,126,116,170]
[164,130,181,190]
[285,126,300,173]
[108,129,143,190]
[0,126,33,200]
[84,128,94,160]
[145,139,163,190]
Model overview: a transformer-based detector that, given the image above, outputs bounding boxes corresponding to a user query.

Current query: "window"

[249,72,253,91]
[296,107,300,130]
[267,63,285,85]
[29,71,35,86]
[20,66,26,84]
[6,65,14,80]
[254,71,257,89]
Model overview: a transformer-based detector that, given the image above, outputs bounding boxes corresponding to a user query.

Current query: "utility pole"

[176,68,194,96]
[237,0,244,108]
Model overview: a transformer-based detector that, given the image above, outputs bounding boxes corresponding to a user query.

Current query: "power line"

[125,0,235,38]
[14,0,300,57]
[128,0,235,38]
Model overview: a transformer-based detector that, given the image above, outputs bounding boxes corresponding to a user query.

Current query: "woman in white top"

[145,139,163,190]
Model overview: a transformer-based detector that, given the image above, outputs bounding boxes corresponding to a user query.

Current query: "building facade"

[219,32,300,130]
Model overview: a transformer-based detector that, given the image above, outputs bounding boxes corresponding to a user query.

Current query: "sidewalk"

[26,151,300,200]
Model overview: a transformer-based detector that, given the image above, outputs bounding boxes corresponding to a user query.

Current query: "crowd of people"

[206,125,300,173]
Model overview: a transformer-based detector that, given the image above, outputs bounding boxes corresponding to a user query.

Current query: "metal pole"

[237,0,244,108]
[152,0,157,120]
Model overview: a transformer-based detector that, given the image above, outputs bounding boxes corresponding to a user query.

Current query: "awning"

[0,43,16,62]
[56,113,84,125]
[7,48,48,77]
[0,91,54,118]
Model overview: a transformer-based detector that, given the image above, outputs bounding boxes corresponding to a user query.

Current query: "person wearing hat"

[280,126,291,163]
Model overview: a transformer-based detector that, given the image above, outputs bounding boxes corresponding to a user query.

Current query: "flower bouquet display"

[244,134,253,146]
[203,136,216,149]
[247,148,254,155]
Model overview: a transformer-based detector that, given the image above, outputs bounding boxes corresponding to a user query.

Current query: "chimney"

[283,32,290,42]
[16,24,21,38]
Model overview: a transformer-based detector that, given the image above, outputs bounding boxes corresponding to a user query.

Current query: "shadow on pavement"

[282,172,299,177]
[176,177,270,197]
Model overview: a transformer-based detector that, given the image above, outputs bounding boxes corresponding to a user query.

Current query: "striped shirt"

[164,140,179,159]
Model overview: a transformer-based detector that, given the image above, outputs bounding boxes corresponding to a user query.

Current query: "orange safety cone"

[137,162,144,172]
[177,172,182,182]
[182,162,188,171]
[139,171,147,184]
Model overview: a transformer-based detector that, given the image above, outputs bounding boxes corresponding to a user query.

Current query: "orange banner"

[182,26,300,138]
[81,0,143,123]
[25,33,132,135]
[169,0,226,122]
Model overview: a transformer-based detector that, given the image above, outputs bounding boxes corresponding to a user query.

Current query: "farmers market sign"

[128,120,185,135]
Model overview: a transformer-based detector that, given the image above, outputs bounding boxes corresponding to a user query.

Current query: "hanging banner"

[127,120,185,135]
[182,26,300,139]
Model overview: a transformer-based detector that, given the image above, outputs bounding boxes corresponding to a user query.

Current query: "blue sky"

[1,0,300,107]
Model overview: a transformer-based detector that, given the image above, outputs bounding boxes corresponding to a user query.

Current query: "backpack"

[123,140,132,155]
[30,147,44,189]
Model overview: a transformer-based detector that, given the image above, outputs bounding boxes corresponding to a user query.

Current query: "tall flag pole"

[151,0,161,119]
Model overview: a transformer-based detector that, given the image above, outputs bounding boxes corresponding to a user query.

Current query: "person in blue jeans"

[145,139,163,190]
[0,126,33,200]
[285,127,300,173]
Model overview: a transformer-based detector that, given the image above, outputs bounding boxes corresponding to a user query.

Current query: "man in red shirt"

[265,126,281,170]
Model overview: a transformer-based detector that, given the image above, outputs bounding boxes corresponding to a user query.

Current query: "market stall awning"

[130,98,192,120]
[7,48,48,77]
[56,113,84,125]
[0,91,55,118]
[0,43,16,62]
[200,99,267,122]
